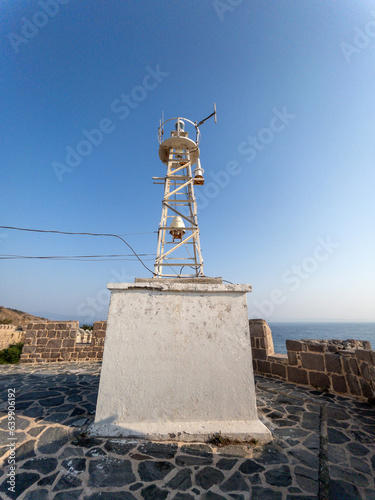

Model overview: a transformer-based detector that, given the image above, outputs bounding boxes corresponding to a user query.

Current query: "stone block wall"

[16,317,375,400]
[76,329,93,344]
[0,325,24,350]
[20,321,106,363]
[250,319,289,380]
[249,319,375,400]
[0,325,16,331]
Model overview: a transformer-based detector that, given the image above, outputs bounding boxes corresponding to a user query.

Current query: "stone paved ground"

[0,362,374,499]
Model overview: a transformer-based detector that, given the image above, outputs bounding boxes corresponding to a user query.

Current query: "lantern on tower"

[193,159,204,185]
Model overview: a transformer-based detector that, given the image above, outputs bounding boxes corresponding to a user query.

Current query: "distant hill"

[0,306,47,329]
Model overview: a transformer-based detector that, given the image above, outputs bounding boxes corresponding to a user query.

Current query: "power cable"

[117,231,157,236]
[0,226,155,275]
[0,254,155,261]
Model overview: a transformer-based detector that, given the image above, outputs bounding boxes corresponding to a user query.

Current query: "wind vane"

[153,104,217,278]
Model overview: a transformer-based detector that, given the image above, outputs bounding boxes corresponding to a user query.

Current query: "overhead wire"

[0,225,156,275]
[117,231,157,236]
[0,254,155,261]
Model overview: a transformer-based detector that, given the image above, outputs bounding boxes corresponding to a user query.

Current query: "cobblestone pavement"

[0,362,374,499]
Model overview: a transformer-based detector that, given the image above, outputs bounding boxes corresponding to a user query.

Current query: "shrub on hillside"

[0,319,13,325]
[0,342,24,364]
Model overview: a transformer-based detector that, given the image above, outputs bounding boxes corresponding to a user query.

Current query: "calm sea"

[268,322,375,354]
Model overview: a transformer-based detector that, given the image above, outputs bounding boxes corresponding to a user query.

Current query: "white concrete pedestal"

[90,278,271,443]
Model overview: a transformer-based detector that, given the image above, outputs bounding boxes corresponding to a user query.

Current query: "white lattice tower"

[153,117,205,278]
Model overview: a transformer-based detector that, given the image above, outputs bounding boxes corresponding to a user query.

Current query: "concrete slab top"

[135,277,224,284]
[108,281,252,293]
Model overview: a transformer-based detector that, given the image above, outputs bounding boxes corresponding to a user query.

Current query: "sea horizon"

[268,321,375,355]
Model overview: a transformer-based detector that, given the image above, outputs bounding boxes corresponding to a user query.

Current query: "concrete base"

[88,420,270,443]
[90,279,271,443]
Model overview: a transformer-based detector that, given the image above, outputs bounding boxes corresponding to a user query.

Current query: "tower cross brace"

[154,145,204,278]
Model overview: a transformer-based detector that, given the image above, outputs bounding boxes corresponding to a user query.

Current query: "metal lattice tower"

[153,109,216,278]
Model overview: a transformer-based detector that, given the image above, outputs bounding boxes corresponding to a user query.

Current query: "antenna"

[161,110,165,142]
[197,102,217,128]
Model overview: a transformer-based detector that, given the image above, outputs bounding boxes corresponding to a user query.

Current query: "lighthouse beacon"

[90,107,271,444]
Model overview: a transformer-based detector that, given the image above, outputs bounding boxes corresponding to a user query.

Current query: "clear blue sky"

[1,0,375,324]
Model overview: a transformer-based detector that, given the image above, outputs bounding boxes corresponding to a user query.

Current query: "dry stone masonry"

[76,329,93,344]
[18,318,374,401]
[0,324,24,350]
[250,319,375,401]
[20,321,106,363]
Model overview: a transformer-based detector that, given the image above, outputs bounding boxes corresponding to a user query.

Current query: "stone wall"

[16,317,375,401]
[20,321,106,363]
[250,319,375,401]
[0,325,24,350]
[0,324,16,331]
[76,329,93,344]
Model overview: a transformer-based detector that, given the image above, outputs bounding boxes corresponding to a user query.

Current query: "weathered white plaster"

[90,280,271,443]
